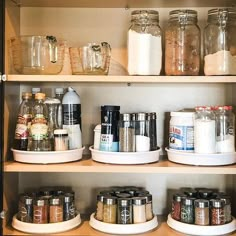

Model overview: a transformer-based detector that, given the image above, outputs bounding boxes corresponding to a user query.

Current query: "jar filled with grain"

[165,9,201,75]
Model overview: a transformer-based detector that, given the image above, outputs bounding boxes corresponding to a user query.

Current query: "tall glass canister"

[165,9,201,75]
[204,8,236,75]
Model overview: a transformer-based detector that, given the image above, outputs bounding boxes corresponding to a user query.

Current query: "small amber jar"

[33,198,48,224]
[49,197,63,223]
[103,196,117,223]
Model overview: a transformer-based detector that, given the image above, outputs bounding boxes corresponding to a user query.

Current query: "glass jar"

[194,199,210,225]
[204,8,236,75]
[119,113,135,152]
[95,194,106,221]
[103,196,117,223]
[132,197,147,223]
[217,196,231,223]
[210,199,225,225]
[165,9,200,75]
[171,193,186,221]
[54,129,69,151]
[117,198,133,224]
[18,195,33,223]
[215,106,235,153]
[194,106,216,154]
[145,112,157,151]
[128,10,162,75]
[63,193,76,221]
[180,197,195,224]
[49,197,63,223]
[33,198,48,223]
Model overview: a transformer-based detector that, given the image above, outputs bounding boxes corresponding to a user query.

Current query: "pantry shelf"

[4,158,236,174]
[5,75,236,83]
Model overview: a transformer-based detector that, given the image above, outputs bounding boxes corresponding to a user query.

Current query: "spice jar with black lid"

[210,199,225,225]
[103,196,117,223]
[18,195,33,223]
[171,193,186,221]
[183,189,198,198]
[117,198,133,224]
[63,193,76,221]
[198,189,213,199]
[194,199,210,225]
[33,198,48,223]
[180,197,195,224]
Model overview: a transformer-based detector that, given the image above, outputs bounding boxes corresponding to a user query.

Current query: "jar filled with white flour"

[169,111,194,152]
[128,10,162,75]
[194,106,216,154]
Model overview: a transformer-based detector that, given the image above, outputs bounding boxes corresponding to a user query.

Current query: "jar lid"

[195,106,213,111]
[103,196,117,205]
[117,198,132,206]
[208,8,236,20]
[31,87,41,94]
[131,113,136,121]
[101,105,120,111]
[181,197,196,205]
[54,129,68,135]
[216,196,231,205]
[134,190,150,196]
[35,93,46,100]
[145,112,157,120]
[44,97,61,104]
[184,189,198,198]
[120,113,131,121]
[173,193,186,202]
[214,105,233,111]
[116,193,132,198]
[169,9,198,22]
[195,199,209,208]
[131,10,159,22]
[63,193,74,203]
[136,112,146,121]
[171,111,194,118]
[35,198,47,206]
[50,197,61,205]
[136,193,152,202]
[20,195,33,205]
[39,189,54,196]
[210,199,225,208]
[132,197,146,205]
[55,87,64,94]
[22,92,32,99]
[198,189,213,199]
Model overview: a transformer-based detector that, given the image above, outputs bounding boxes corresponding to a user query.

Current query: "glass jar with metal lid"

[180,197,195,224]
[204,8,236,75]
[132,197,147,223]
[103,196,117,223]
[128,10,162,75]
[33,198,48,223]
[49,197,63,223]
[194,199,210,225]
[165,9,201,75]
[117,198,133,224]
[210,199,225,225]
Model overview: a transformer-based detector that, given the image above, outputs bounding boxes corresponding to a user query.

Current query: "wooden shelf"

[5,75,236,83]
[4,158,236,174]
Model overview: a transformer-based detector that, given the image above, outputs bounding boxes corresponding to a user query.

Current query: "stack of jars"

[95,186,154,224]
[171,188,232,225]
[17,187,76,224]
[96,105,158,152]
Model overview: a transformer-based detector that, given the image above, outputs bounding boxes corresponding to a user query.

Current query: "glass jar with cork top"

[165,9,200,75]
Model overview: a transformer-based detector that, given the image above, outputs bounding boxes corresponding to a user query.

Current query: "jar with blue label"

[169,111,194,152]
[100,105,120,152]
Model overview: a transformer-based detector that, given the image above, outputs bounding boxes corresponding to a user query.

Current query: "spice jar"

[204,8,236,75]
[210,199,225,225]
[54,129,69,151]
[215,106,235,153]
[194,106,216,154]
[63,193,76,221]
[145,112,157,151]
[95,194,106,221]
[117,198,133,224]
[49,197,63,223]
[198,189,213,199]
[132,197,147,223]
[18,195,33,223]
[142,194,153,221]
[194,199,210,225]
[119,113,135,152]
[128,10,162,75]
[165,9,200,75]
[180,197,195,224]
[103,196,117,223]
[171,193,186,221]
[33,198,48,223]
[217,196,231,223]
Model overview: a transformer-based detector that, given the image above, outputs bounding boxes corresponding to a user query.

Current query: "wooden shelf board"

[4,158,236,174]
[5,75,236,83]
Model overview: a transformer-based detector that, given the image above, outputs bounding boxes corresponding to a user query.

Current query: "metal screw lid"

[173,193,186,202]
[50,197,61,205]
[194,199,209,208]
[55,88,64,95]
[210,199,225,208]
[103,196,117,205]
[132,197,146,205]
[64,193,74,203]
[136,112,146,121]
[137,193,152,203]
[35,198,47,206]
[181,197,196,205]
[101,105,120,111]
[120,113,131,122]
[198,189,213,199]
[169,9,198,22]
[22,92,32,99]
[117,198,132,206]
[116,193,132,198]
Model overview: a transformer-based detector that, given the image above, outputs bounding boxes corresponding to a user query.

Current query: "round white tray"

[12,213,81,234]
[89,213,158,234]
[12,147,85,164]
[166,148,236,166]
[89,146,160,165]
[167,214,236,236]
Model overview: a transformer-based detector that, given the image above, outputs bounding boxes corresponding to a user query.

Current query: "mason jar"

[204,8,236,75]
[128,10,162,75]
[165,9,201,75]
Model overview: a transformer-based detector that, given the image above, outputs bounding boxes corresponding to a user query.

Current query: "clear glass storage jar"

[128,10,162,75]
[165,9,200,75]
[204,8,236,75]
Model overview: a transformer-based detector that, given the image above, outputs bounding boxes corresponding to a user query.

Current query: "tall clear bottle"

[30,93,50,151]
[54,88,64,128]
[13,92,33,150]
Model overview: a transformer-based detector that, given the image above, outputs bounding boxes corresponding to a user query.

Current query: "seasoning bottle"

[194,106,216,154]
[204,8,236,75]
[33,198,48,223]
[63,193,76,221]
[217,196,231,223]
[135,113,150,152]
[194,199,210,225]
[210,199,225,225]
[117,198,133,224]
[95,194,106,221]
[145,112,157,151]
[100,105,120,152]
[49,197,63,223]
[54,87,64,128]
[103,196,117,223]
[132,197,147,223]
[128,10,162,75]
[215,106,235,153]
[54,129,69,151]
[139,193,153,221]
[119,113,135,152]
[180,197,195,224]
[18,195,33,223]
[165,9,200,75]
[171,193,186,221]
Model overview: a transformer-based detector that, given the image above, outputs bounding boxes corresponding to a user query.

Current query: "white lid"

[44,98,61,104]
[55,88,64,94]
[54,129,68,135]
[171,111,195,117]
[94,124,101,131]
[32,87,41,94]
[62,87,80,104]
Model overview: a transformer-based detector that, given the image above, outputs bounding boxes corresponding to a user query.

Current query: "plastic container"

[93,124,101,150]
[169,111,194,152]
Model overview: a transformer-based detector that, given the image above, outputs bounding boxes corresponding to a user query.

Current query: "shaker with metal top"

[145,112,157,151]
[117,198,133,224]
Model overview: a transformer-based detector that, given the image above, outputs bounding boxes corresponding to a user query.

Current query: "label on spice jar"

[169,125,194,151]
[100,134,118,152]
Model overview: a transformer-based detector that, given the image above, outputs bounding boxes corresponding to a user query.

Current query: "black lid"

[184,189,198,198]
[198,189,213,199]
[134,190,150,196]
[64,193,74,203]
[145,112,157,120]
[101,105,120,111]
[116,193,132,198]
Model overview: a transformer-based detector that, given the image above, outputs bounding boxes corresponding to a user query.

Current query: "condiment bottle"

[49,197,63,223]
[117,198,133,224]
[128,10,162,75]
[132,197,147,223]
[33,198,48,223]
[204,8,236,75]
[14,92,33,151]
[210,199,225,225]
[215,106,235,153]
[54,129,69,151]
[140,193,153,221]
[145,112,157,151]
[18,195,33,223]
[63,193,76,221]
[180,197,195,224]
[54,87,64,128]
[171,193,186,221]
[119,113,135,152]
[103,196,117,223]
[194,199,210,225]
[165,9,200,75]
[194,106,216,154]
[217,196,231,223]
